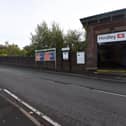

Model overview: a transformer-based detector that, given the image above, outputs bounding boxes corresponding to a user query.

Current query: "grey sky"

[0,0,125,48]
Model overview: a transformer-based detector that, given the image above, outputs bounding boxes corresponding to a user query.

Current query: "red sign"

[44,52,50,61]
[117,33,125,38]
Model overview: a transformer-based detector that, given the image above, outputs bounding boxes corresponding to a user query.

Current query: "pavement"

[0,90,37,126]
[1,65,126,126]
[2,64,126,83]
[35,68,126,83]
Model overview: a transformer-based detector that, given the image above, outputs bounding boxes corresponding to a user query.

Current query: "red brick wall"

[85,19,126,70]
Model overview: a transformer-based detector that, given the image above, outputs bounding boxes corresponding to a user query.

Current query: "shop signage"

[97,31,126,43]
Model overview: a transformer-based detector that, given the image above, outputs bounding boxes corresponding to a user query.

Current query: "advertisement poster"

[35,50,56,62]
[63,51,69,60]
[77,52,85,64]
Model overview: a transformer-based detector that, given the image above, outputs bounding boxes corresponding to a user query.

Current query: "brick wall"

[0,52,86,74]
[85,18,126,70]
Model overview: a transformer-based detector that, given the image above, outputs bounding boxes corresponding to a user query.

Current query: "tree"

[64,30,85,52]
[31,22,51,49]
[0,43,25,56]
[23,44,36,56]
[50,22,64,52]
[0,49,7,56]
[31,22,64,52]
[27,21,86,56]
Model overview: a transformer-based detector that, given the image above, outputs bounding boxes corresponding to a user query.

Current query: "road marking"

[42,115,61,126]
[19,107,42,126]
[4,89,20,101]
[94,89,126,98]
[3,89,61,126]
[0,94,42,126]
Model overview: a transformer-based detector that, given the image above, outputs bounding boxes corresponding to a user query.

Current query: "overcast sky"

[0,0,125,48]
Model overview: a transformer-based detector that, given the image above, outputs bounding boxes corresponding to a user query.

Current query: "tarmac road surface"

[0,65,126,126]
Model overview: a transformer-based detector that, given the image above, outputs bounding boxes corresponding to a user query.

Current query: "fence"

[0,52,86,74]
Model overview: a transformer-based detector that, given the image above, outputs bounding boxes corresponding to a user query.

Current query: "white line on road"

[3,89,61,126]
[94,89,126,98]
[4,89,21,101]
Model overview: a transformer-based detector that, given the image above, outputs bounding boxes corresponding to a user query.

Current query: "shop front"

[80,8,126,70]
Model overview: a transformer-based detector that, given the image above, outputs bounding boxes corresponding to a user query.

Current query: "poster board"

[77,52,85,64]
[35,48,56,62]
[61,47,70,61]
[62,51,69,60]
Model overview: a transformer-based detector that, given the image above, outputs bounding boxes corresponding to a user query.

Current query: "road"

[0,65,126,126]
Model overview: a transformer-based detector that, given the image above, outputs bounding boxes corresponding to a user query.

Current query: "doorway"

[97,42,126,69]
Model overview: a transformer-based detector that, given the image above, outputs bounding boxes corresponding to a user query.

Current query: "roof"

[80,8,126,26]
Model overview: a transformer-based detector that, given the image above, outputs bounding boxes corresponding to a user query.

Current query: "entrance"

[98,42,126,69]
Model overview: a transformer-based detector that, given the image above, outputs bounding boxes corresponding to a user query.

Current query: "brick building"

[80,8,126,70]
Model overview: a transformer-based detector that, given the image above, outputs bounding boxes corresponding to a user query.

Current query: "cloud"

[0,0,125,48]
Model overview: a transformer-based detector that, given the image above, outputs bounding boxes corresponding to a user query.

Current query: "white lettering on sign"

[97,31,126,43]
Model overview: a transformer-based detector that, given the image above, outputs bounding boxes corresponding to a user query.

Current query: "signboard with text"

[62,52,69,60]
[35,49,56,62]
[97,31,126,44]
[61,47,70,61]
[77,52,85,64]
